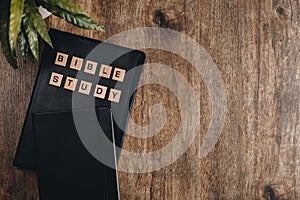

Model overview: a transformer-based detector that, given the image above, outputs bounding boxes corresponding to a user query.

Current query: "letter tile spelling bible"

[50,52,127,103]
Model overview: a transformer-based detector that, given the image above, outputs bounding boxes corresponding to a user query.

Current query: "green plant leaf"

[18,28,35,63]
[26,0,53,48]
[22,11,39,61]
[42,0,87,15]
[40,2,105,32]
[0,1,18,68]
[18,29,29,63]
[9,0,25,52]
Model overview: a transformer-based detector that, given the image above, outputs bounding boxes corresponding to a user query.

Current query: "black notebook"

[13,29,145,170]
[33,108,119,200]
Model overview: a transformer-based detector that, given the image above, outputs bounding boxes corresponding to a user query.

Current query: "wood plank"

[0,0,299,199]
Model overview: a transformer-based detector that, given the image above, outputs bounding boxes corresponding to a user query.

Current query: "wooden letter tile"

[55,52,68,67]
[108,88,122,103]
[99,64,112,78]
[49,72,63,87]
[84,60,98,75]
[112,67,126,82]
[64,77,78,91]
[93,84,107,99]
[70,56,83,71]
[78,80,92,95]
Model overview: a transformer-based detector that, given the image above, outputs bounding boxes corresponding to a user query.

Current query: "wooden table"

[0,0,299,199]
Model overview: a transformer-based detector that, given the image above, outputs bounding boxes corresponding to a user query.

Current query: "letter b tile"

[84,60,98,75]
[54,52,68,67]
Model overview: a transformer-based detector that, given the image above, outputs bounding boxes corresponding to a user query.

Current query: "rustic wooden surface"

[0,0,299,199]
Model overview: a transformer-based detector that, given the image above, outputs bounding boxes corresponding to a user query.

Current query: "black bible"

[13,29,145,170]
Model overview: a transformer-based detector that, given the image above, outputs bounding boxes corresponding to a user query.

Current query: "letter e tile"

[112,68,126,82]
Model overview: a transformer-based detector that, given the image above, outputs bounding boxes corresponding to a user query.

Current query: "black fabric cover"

[33,108,119,200]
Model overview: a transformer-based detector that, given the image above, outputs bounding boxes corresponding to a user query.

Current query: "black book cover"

[13,29,145,170]
[33,108,119,200]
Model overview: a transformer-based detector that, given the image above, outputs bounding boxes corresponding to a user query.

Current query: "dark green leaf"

[18,29,29,63]
[18,28,35,63]
[43,0,87,15]
[26,0,53,48]
[9,0,25,52]
[22,10,39,61]
[0,1,18,69]
[40,2,105,32]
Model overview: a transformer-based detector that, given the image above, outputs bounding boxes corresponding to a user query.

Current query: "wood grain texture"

[0,0,299,199]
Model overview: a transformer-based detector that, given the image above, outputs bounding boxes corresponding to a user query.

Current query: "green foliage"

[22,9,39,60]
[25,0,53,48]
[43,0,87,15]
[0,1,18,68]
[18,29,30,63]
[9,0,25,52]
[0,0,105,69]
[41,3,105,32]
